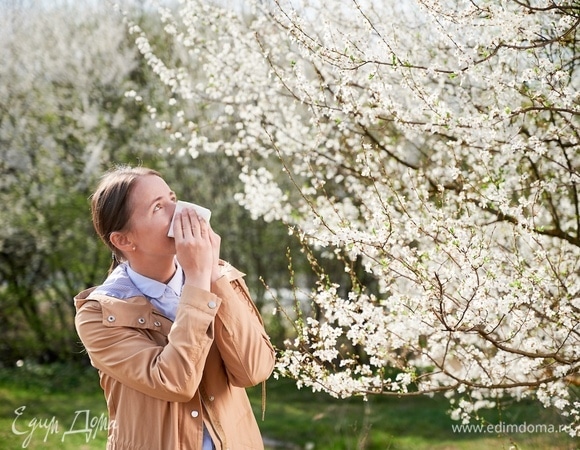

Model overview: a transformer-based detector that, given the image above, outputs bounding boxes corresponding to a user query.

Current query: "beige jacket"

[74,265,275,450]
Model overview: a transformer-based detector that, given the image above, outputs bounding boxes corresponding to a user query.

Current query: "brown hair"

[90,166,161,273]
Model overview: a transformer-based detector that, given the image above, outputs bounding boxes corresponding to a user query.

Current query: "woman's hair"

[91,166,161,273]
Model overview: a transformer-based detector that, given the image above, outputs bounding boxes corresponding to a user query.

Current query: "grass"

[250,379,578,450]
[0,362,577,449]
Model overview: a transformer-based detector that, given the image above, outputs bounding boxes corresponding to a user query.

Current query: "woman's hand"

[173,207,215,291]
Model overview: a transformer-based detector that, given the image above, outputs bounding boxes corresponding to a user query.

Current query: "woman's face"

[126,174,178,257]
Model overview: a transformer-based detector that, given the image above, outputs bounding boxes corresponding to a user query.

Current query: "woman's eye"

[154,204,162,212]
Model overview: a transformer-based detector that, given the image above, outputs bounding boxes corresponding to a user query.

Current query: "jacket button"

[138,318,146,324]
[154,321,161,327]
[208,301,217,309]
[107,315,115,322]
[209,396,215,402]
[190,410,199,418]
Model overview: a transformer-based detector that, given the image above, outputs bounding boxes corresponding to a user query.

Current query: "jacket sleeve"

[75,285,220,402]
[211,274,276,387]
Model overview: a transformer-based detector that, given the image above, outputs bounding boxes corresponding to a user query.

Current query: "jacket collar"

[74,260,246,313]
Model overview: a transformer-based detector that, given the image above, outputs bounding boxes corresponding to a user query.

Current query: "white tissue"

[167,200,212,237]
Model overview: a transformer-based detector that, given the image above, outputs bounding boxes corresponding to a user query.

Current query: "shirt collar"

[126,261,183,300]
[167,264,184,296]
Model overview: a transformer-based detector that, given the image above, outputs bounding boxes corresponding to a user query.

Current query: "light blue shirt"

[126,263,183,321]
[121,262,215,450]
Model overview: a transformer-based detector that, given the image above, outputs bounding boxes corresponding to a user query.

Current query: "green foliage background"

[0,1,304,368]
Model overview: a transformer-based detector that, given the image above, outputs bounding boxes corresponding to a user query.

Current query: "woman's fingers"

[197,211,209,238]
[176,207,207,239]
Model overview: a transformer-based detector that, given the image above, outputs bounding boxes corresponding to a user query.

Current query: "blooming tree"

[128,0,580,433]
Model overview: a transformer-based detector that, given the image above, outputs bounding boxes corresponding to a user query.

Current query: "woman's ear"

[110,231,135,254]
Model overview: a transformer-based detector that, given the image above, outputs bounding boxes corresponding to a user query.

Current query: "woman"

[74,166,276,450]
